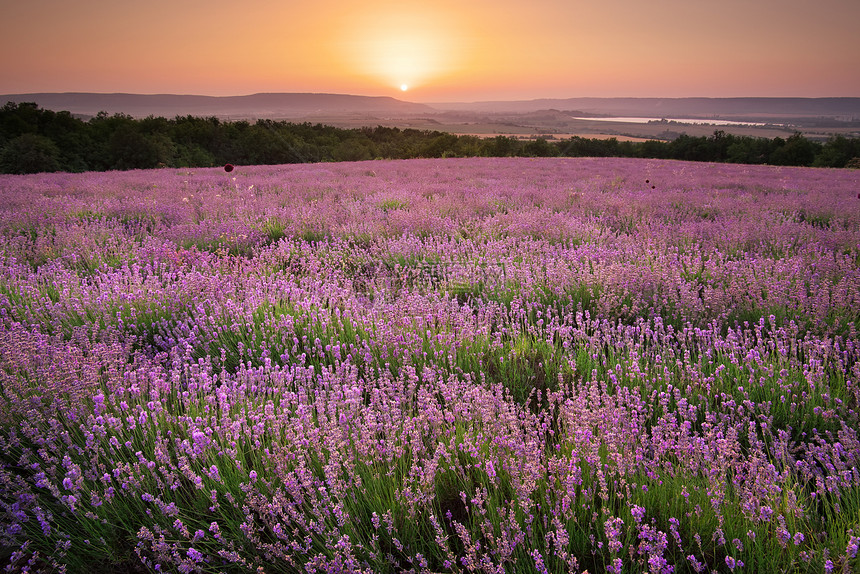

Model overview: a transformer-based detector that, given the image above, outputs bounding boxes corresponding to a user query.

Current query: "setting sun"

[327,2,473,97]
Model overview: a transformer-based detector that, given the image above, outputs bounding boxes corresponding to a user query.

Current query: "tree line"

[1,101,859,174]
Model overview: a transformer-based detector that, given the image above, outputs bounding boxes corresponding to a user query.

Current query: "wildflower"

[648,554,670,573]
[776,528,791,547]
[846,535,858,558]
[530,549,549,574]
[604,517,625,553]
[485,460,496,480]
[793,532,804,546]
[187,547,204,562]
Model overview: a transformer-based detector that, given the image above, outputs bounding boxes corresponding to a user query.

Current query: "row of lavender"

[0,158,858,572]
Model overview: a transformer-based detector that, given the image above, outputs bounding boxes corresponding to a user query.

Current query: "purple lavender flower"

[187,547,204,562]
[2,157,859,573]
[793,532,804,546]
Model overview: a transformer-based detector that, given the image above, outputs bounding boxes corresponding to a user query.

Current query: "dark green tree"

[770,132,821,166]
[109,124,162,170]
[420,133,460,158]
[237,122,306,164]
[0,133,62,173]
[332,138,374,162]
[0,102,42,137]
[726,137,772,164]
[813,135,860,168]
[483,135,519,157]
[521,138,558,157]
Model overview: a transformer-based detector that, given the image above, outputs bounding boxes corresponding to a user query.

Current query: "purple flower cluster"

[0,157,858,572]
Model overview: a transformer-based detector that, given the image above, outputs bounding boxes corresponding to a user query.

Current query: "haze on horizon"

[3,0,859,103]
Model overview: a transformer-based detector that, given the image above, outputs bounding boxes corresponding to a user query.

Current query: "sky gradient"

[3,0,859,102]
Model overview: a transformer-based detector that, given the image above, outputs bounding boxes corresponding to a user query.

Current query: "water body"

[570,116,773,127]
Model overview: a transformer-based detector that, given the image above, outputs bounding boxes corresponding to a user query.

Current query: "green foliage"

[559,136,633,158]
[726,136,775,164]
[1,101,859,173]
[484,135,518,157]
[0,133,61,173]
[109,123,165,169]
[770,133,821,166]
[813,135,860,168]
[521,137,559,157]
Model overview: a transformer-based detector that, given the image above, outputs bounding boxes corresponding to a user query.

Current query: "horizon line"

[3,91,860,105]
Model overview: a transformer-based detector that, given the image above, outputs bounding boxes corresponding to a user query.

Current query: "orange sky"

[2,0,859,101]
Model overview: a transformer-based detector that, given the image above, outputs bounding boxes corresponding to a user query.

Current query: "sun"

[333,6,469,96]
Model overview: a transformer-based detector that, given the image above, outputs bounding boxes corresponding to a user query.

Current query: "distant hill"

[430,97,860,120]
[3,92,858,125]
[0,92,435,120]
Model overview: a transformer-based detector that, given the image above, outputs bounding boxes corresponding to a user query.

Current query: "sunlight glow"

[332,4,468,94]
[3,1,859,100]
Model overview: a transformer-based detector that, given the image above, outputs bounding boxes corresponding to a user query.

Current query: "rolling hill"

[0,92,436,120]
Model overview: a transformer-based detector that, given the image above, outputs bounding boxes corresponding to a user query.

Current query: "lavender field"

[0,157,859,573]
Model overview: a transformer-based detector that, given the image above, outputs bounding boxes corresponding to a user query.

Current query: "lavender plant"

[0,157,858,573]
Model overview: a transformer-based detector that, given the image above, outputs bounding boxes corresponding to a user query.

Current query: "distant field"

[302,113,855,141]
[1,157,859,573]
[457,132,654,142]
